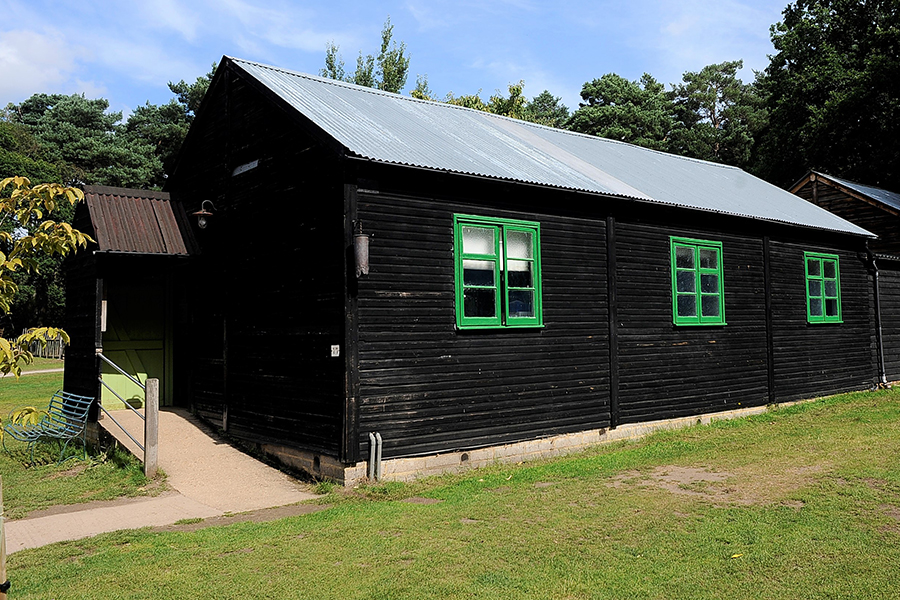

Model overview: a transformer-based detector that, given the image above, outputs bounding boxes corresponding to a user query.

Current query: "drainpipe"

[367,433,383,481]
[869,246,888,385]
[368,432,376,480]
[374,433,383,481]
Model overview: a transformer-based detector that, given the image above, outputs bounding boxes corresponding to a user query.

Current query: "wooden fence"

[2,336,65,360]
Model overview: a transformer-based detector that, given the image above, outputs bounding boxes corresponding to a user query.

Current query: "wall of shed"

[355,191,610,459]
[795,181,900,255]
[169,68,346,456]
[63,250,101,402]
[614,223,770,422]
[877,266,900,382]
[769,240,876,400]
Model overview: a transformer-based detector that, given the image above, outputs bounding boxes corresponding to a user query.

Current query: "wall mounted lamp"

[354,220,371,278]
[192,200,216,229]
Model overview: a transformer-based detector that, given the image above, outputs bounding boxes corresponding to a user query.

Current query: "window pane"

[506,230,533,259]
[676,270,695,292]
[699,248,717,270]
[807,258,820,276]
[463,260,495,286]
[508,290,534,318]
[808,280,822,297]
[462,226,495,255]
[675,246,694,269]
[677,294,696,317]
[464,288,495,318]
[507,262,533,288]
[824,280,837,297]
[700,273,718,294]
[825,298,838,317]
[823,260,836,278]
[809,298,823,317]
[701,295,720,317]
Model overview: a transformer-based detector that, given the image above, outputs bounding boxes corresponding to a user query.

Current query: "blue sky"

[1,0,789,120]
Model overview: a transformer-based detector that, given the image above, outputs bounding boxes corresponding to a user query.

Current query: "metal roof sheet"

[229,57,874,238]
[815,172,900,213]
[83,186,191,255]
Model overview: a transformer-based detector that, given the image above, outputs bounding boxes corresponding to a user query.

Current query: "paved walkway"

[4,407,318,553]
[1,367,65,377]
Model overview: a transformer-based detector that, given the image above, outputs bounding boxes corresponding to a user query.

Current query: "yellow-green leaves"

[1,176,90,375]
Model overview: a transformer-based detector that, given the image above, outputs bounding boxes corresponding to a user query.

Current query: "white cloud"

[0,30,83,102]
[137,0,203,42]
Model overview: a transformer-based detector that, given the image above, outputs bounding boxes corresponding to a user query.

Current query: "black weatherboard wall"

[354,180,610,459]
[167,66,347,458]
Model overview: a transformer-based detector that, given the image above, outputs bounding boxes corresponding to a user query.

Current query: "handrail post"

[144,379,159,478]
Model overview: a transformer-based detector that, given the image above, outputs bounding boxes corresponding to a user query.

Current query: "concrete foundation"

[262,401,800,487]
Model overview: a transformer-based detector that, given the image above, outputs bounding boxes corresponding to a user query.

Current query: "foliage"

[6,93,161,188]
[0,176,91,376]
[524,90,570,128]
[567,73,673,150]
[0,406,45,443]
[410,74,437,101]
[755,0,900,189]
[320,17,410,94]
[668,60,767,170]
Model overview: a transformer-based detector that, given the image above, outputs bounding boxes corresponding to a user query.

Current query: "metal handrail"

[96,352,147,453]
[98,352,146,390]
[96,403,144,452]
[99,379,145,422]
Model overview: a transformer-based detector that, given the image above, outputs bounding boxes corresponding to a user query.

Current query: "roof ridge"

[228,56,741,173]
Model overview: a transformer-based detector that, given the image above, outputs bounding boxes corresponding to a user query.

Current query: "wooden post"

[144,378,159,479]
[1,476,8,600]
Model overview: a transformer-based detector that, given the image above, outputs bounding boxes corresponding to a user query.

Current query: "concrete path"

[4,407,318,553]
[1,367,65,377]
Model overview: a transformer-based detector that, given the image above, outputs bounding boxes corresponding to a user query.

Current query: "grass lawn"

[0,372,151,519]
[6,387,900,599]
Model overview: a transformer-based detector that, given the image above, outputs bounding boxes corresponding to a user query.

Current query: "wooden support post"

[144,378,159,479]
[1,476,8,600]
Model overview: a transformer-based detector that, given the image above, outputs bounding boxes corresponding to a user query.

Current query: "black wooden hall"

[65,57,878,485]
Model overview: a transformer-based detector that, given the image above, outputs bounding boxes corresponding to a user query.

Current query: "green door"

[101,279,171,408]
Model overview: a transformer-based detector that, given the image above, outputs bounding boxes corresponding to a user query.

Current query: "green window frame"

[454,214,543,329]
[670,237,726,326]
[804,252,842,323]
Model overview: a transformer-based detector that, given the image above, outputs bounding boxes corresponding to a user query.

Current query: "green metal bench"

[2,391,93,464]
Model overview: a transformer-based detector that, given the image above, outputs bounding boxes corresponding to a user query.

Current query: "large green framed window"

[670,237,726,326]
[454,214,542,329]
[804,252,842,323]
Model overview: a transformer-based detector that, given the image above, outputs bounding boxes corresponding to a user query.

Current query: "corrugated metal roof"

[815,172,900,213]
[229,57,874,238]
[83,186,191,255]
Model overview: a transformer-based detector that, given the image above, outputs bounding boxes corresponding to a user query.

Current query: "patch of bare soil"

[48,464,87,479]
[151,503,329,534]
[608,463,834,506]
[402,497,443,505]
[882,504,900,522]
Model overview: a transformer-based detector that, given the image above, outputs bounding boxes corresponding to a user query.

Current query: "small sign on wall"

[331,344,340,357]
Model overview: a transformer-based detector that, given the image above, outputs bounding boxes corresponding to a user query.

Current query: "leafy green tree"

[567,73,673,150]
[0,176,92,376]
[668,60,767,170]
[755,0,900,189]
[320,17,410,93]
[123,63,216,181]
[524,91,570,128]
[7,93,161,188]
[410,74,436,101]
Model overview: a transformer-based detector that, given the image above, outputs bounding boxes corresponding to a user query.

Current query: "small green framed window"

[454,214,542,329]
[804,252,842,323]
[670,237,726,326]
